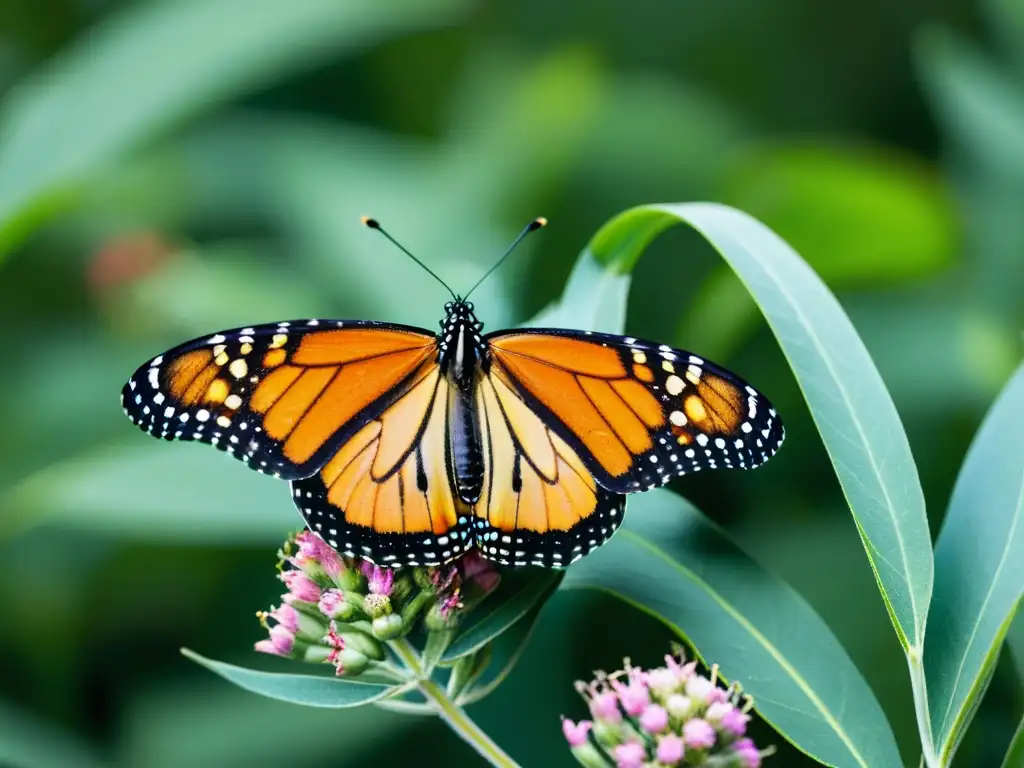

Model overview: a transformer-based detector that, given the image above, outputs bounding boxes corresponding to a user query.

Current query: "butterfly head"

[439,298,486,389]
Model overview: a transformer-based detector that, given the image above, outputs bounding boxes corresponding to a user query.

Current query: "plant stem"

[390,638,521,768]
[907,645,940,768]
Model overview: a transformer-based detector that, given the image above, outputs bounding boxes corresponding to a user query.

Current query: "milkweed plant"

[184,204,1024,768]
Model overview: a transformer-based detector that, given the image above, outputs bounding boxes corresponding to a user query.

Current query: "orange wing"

[473,367,625,567]
[290,362,474,566]
[121,320,436,480]
[486,329,785,493]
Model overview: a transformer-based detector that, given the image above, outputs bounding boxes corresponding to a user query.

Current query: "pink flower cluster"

[255,529,501,676]
[562,651,771,768]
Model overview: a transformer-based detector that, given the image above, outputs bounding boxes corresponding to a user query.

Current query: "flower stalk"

[391,637,522,767]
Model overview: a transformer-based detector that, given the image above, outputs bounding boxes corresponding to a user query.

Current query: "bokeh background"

[1,0,1023,766]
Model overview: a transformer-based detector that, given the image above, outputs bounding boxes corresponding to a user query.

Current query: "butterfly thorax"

[437,299,488,391]
[437,299,488,505]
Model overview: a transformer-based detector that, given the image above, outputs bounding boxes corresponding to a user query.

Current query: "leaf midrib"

[619,530,871,768]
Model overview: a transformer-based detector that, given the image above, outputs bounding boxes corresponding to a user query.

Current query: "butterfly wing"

[485,329,784,493]
[291,363,474,566]
[473,367,626,567]
[121,320,437,480]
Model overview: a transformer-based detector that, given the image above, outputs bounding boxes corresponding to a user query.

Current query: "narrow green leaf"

[574,203,932,651]
[441,570,562,663]
[1007,602,1024,683]
[562,490,902,768]
[1001,717,1024,768]
[456,583,560,704]
[926,363,1024,762]
[182,649,397,708]
[0,0,465,258]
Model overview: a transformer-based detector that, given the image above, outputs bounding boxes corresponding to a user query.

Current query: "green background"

[1,0,1022,766]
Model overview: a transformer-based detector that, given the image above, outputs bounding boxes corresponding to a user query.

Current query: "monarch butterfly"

[121,217,784,568]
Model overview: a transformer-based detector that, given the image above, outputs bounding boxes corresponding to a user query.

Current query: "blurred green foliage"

[1,0,1022,766]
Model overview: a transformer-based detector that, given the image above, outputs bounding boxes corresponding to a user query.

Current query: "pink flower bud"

[665,655,697,681]
[438,591,462,618]
[254,624,295,656]
[705,685,729,704]
[269,604,299,633]
[733,738,762,768]
[682,718,716,749]
[684,674,714,701]
[589,690,623,724]
[253,639,280,656]
[280,570,320,603]
[318,588,346,618]
[561,718,592,747]
[721,707,750,736]
[613,741,645,768]
[665,694,692,719]
[292,531,342,578]
[645,667,679,696]
[360,562,395,595]
[705,701,731,722]
[655,734,685,765]
[639,704,669,734]
[611,670,650,717]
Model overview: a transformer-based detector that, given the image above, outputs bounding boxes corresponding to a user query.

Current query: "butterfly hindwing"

[473,367,626,567]
[121,320,437,480]
[486,329,785,494]
[290,362,475,566]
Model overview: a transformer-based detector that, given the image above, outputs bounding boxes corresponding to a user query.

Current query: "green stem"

[389,638,521,768]
[907,645,939,768]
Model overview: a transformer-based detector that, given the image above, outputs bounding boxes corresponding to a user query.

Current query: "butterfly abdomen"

[450,386,484,503]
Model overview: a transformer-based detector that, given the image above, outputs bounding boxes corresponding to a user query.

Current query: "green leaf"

[724,143,957,284]
[2,441,294,543]
[1002,717,1024,768]
[441,570,562,663]
[0,0,466,259]
[0,699,103,768]
[562,490,902,768]
[456,592,553,705]
[182,649,398,708]
[1007,603,1024,683]
[573,203,932,652]
[926,363,1024,763]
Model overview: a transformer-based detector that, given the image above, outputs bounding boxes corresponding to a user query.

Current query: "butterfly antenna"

[361,217,457,300]
[463,217,547,300]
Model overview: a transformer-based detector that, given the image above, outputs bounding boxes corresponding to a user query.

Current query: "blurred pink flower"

[561,718,592,747]
[563,650,771,767]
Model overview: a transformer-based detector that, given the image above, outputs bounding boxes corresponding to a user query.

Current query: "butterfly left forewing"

[291,362,475,566]
[121,320,436,480]
[486,329,784,494]
[473,368,625,567]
